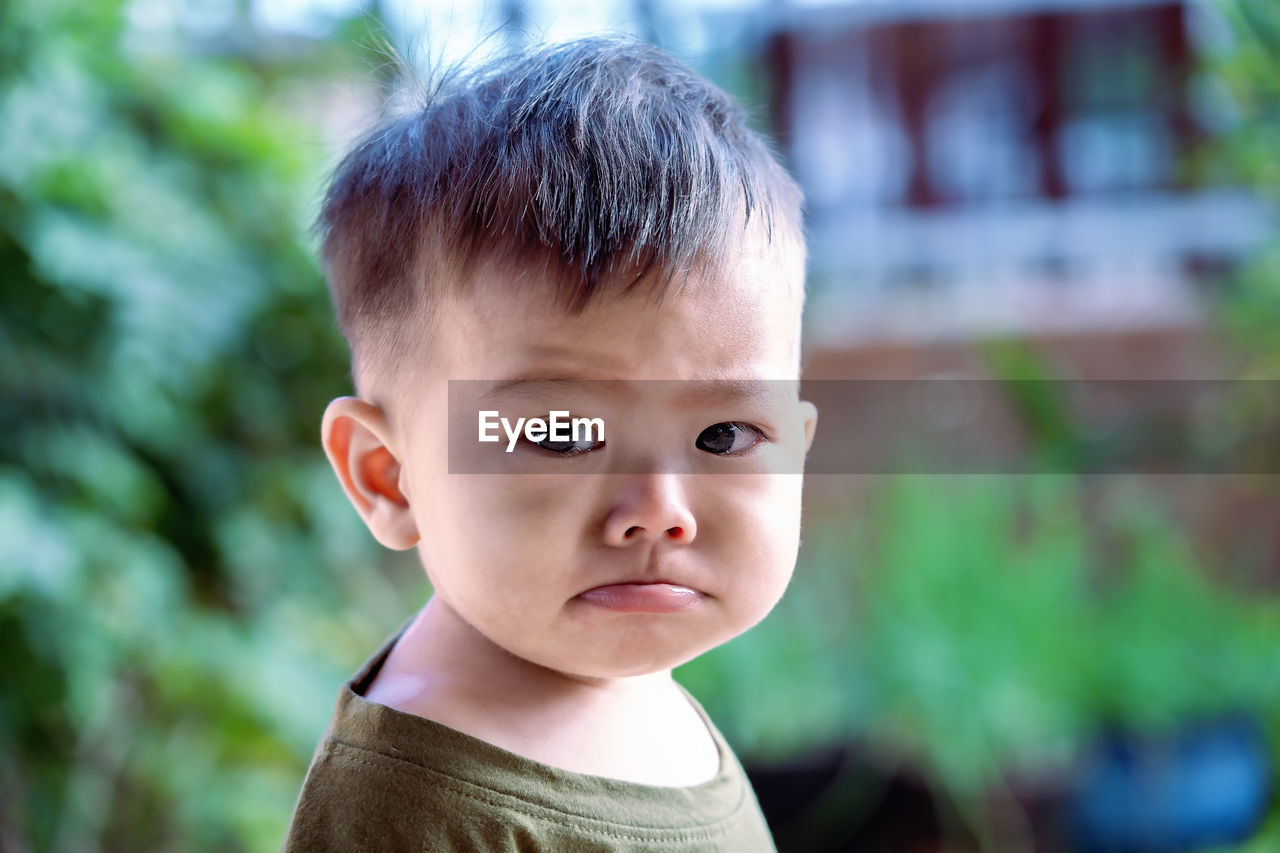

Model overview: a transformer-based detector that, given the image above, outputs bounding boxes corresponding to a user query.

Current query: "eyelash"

[533,439,603,457]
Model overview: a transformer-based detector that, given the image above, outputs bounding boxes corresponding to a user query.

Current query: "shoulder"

[281,737,528,852]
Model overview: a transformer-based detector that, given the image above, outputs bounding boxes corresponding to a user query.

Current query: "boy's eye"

[695,422,766,455]
[534,436,605,456]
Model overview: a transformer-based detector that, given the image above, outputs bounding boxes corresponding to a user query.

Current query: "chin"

[551,633,739,681]
[566,660,689,681]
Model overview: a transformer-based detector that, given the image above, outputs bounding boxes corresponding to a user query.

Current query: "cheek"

[422,473,589,527]
[420,475,592,568]
[469,477,597,551]
[707,477,804,584]
[415,478,595,628]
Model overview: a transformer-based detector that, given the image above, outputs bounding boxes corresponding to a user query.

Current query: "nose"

[601,473,697,547]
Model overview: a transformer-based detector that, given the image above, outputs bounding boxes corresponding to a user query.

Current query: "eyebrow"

[482,374,604,394]
[481,377,786,407]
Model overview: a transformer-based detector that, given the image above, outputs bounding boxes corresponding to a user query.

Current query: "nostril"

[619,525,687,541]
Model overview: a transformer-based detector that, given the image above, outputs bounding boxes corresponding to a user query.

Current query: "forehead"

[370,224,805,433]
[447,231,804,382]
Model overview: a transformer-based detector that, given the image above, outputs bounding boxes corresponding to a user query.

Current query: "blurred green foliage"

[4,0,1279,851]
[0,0,423,849]
[1200,4,1280,845]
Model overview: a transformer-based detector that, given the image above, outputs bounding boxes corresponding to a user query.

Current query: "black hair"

[317,34,804,376]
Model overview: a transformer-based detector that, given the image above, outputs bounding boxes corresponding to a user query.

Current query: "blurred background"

[2,0,1278,850]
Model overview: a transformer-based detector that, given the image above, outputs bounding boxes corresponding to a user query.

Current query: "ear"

[321,397,419,550]
[799,400,819,454]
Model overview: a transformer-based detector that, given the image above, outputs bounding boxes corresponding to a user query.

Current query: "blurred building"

[708,0,1272,366]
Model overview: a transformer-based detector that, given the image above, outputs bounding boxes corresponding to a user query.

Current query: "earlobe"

[321,397,420,550]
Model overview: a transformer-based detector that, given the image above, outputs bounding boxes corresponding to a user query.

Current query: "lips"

[577,581,704,613]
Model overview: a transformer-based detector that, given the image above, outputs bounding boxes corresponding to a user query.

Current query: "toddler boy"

[284,34,817,851]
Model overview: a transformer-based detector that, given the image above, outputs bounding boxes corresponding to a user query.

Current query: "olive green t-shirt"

[282,622,777,851]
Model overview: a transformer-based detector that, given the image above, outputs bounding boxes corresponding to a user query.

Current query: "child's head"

[318,35,817,681]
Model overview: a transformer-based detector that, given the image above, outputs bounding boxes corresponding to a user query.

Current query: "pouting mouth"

[578,578,697,594]
[575,581,706,613]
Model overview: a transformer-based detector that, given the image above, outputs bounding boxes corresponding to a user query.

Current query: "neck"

[400,594,676,711]
[370,595,720,785]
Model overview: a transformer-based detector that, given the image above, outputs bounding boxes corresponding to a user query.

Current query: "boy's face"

[346,230,816,681]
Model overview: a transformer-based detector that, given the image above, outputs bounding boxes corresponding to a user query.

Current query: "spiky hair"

[317,34,805,381]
